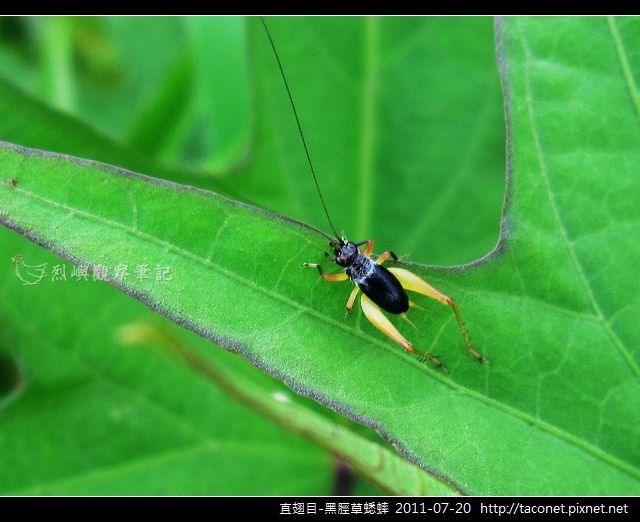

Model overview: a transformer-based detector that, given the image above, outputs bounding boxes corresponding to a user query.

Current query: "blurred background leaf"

[0,17,252,173]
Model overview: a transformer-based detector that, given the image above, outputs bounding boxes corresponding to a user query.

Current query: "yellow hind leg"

[360,294,443,369]
[388,267,485,363]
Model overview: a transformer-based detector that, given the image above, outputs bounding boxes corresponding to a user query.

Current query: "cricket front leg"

[303,263,349,282]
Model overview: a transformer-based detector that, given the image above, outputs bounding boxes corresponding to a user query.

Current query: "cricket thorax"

[345,255,376,283]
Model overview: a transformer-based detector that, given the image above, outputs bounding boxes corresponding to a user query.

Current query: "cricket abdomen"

[347,257,409,314]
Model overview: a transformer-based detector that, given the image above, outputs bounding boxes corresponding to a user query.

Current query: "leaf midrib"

[7,171,640,480]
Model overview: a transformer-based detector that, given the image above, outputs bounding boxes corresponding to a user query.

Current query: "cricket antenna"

[260,17,340,239]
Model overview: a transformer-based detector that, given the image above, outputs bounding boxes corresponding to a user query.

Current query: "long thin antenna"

[260,17,340,239]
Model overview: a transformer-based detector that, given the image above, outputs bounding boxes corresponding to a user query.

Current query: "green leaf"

[0,18,456,494]
[2,16,639,495]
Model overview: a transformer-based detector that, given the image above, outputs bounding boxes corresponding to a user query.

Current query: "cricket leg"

[354,240,374,257]
[345,286,360,316]
[360,294,443,369]
[303,263,349,282]
[375,250,399,265]
[388,267,485,363]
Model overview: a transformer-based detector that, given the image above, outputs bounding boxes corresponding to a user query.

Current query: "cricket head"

[330,237,358,267]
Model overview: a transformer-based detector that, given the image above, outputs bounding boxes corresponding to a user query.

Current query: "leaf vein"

[607,17,640,124]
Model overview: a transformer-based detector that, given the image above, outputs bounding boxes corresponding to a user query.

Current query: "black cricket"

[330,239,408,314]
